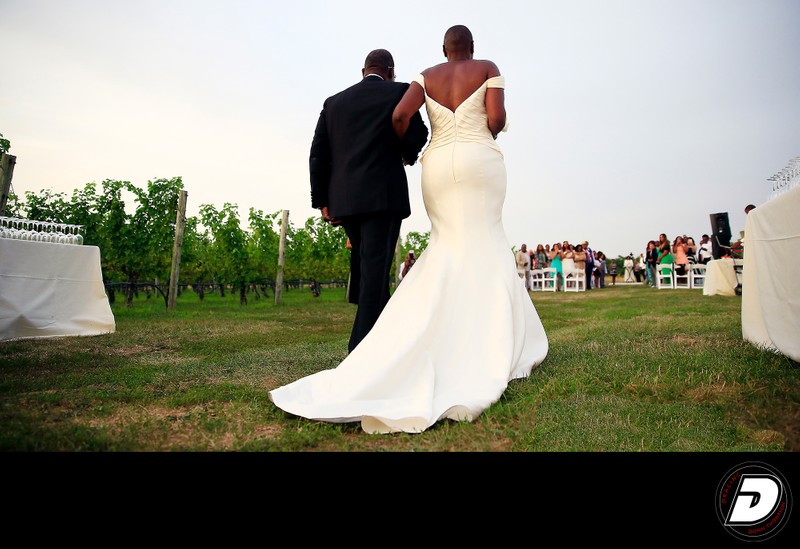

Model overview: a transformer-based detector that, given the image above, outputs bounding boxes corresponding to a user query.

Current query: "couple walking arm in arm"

[270,25,548,434]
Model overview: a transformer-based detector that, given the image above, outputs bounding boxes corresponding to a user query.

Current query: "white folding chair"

[689,264,706,289]
[656,264,675,289]
[575,270,586,291]
[540,268,558,292]
[564,269,586,292]
[530,269,544,291]
[674,264,691,289]
[563,268,578,292]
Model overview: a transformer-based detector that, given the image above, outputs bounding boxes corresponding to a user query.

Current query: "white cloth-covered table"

[0,238,115,342]
[703,258,742,296]
[742,185,800,362]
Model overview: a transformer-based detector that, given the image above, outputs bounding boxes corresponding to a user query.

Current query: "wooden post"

[0,153,17,217]
[167,190,188,310]
[345,236,353,302]
[274,209,288,305]
[394,236,403,287]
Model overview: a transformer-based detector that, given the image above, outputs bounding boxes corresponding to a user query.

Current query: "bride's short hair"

[444,25,473,48]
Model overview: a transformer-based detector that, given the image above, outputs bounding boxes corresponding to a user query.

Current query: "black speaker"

[710,212,731,259]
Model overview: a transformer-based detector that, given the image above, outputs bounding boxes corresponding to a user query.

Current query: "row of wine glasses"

[766,156,800,202]
[0,217,84,245]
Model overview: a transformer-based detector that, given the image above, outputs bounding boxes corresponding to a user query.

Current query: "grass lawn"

[1,281,797,452]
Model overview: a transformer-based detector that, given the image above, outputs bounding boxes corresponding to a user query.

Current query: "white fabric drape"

[0,238,115,342]
[703,258,742,296]
[741,185,800,362]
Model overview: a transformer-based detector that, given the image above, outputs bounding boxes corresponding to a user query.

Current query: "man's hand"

[320,206,341,226]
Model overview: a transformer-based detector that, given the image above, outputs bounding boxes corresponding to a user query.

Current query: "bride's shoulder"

[476,59,501,77]
[421,63,448,77]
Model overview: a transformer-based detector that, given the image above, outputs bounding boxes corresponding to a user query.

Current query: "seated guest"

[657,233,673,276]
[697,234,713,264]
[673,236,689,275]
[685,236,697,264]
[573,244,587,273]
[535,244,548,269]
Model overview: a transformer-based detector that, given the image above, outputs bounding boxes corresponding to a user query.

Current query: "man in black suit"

[310,48,428,353]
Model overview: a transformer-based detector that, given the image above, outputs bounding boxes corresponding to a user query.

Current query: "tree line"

[4,177,430,306]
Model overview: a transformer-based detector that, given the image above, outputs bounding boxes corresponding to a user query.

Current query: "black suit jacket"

[309,75,428,219]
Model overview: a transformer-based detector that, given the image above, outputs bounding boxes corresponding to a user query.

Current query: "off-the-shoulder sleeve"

[486,75,509,132]
[412,73,425,89]
[486,75,505,89]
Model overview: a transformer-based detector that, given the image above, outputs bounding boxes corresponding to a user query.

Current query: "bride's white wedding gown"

[269,74,549,434]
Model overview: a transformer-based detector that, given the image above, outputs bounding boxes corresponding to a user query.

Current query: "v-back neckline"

[424,79,488,115]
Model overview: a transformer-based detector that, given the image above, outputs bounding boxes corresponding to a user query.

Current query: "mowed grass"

[0,282,797,452]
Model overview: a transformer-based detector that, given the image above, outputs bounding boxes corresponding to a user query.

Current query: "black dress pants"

[341,211,402,353]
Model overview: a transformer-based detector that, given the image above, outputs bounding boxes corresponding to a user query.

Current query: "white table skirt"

[0,238,116,342]
[702,258,742,296]
[742,185,800,362]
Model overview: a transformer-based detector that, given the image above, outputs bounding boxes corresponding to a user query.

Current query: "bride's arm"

[392,82,425,139]
[485,61,506,138]
[486,87,506,139]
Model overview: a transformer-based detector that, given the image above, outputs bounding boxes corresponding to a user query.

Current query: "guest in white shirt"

[515,244,531,290]
[697,234,713,264]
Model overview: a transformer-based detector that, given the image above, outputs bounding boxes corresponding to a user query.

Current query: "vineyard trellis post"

[275,209,289,304]
[167,190,188,310]
[0,152,17,216]
[394,237,403,286]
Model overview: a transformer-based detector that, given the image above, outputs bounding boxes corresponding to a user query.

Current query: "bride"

[269,24,549,434]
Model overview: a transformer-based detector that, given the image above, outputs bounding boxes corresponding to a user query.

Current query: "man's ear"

[362,68,366,77]
[442,45,447,58]
[470,41,474,54]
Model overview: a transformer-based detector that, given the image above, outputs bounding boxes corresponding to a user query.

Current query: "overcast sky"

[2,0,798,258]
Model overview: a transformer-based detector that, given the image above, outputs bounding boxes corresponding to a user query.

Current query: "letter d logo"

[716,462,792,541]
[726,475,781,524]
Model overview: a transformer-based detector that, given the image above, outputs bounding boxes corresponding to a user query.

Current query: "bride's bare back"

[393,25,506,140]
[422,59,499,112]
